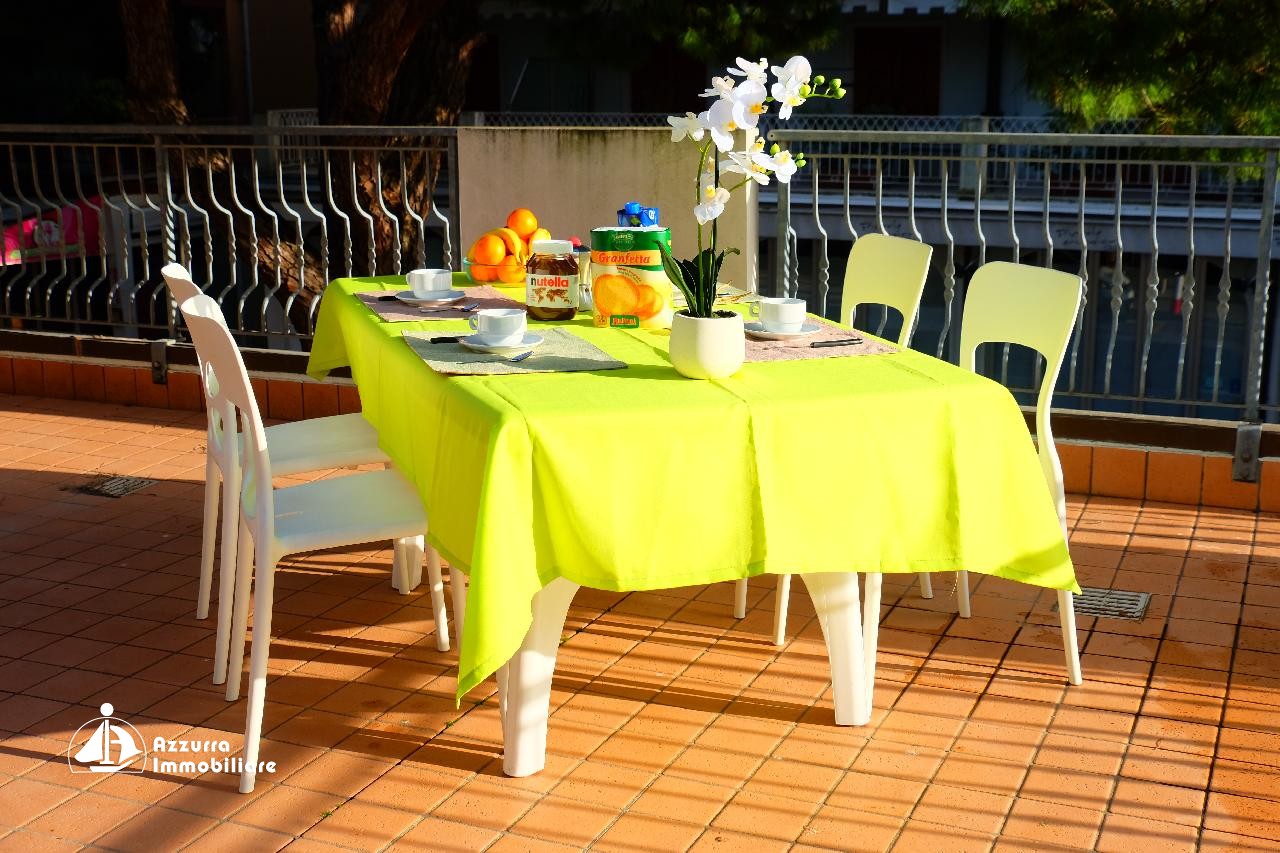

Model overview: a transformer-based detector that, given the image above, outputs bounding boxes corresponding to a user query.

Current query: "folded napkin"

[357,285,522,321]
[744,318,896,363]
[403,327,627,376]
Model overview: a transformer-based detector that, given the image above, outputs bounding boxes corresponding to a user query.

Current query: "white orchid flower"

[771,55,812,88]
[756,149,798,183]
[771,77,807,120]
[728,57,769,84]
[666,112,705,142]
[730,80,768,129]
[699,98,744,152]
[693,179,731,224]
[700,75,736,99]
[720,150,771,186]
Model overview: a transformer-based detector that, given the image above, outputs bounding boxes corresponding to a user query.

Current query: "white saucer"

[745,321,822,340]
[396,290,467,305]
[458,332,544,355]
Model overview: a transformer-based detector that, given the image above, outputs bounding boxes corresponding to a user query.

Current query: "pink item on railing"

[2,197,102,265]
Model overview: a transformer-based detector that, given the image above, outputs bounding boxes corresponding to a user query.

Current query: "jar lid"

[530,239,574,255]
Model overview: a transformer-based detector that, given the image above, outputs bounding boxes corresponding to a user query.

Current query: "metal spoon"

[419,301,479,314]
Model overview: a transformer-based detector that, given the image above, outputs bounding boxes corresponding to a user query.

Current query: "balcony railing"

[765,129,1280,424]
[0,124,458,349]
[1,122,1278,432]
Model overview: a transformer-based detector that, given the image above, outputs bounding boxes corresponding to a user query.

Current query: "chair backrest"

[160,263,203,305]
[840,233,934,346]
[959,261,1083,530]
[179,294,274,537]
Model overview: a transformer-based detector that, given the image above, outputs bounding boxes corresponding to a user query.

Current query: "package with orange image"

[590,226,673,329]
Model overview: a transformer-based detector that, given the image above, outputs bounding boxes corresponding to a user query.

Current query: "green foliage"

[962,0,1280,135]
[660,242,738,319]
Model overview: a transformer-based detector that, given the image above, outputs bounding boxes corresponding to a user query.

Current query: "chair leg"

[425,545,449,652]
[225,517,254,702]
[391,541,408,594]
[956,570,971,618]
[863,573,882,701]
[733,578,748,619]
[211,462,240,686]
[918,573,933,599]
[450,567,467,650]
[798,572,869,726]
[773,574,792,646]
[500,577,580,777]
[239,552,278,794]
[1057,589,1083,685]
[196,457,219,620]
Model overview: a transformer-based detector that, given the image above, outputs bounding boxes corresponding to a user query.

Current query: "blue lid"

[623,201,642,214]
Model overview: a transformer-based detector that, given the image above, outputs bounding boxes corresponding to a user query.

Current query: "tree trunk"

[118,0,190,126]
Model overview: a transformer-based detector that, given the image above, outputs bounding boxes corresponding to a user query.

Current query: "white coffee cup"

[751,297,807,332]
[406,268,452,297]
[468,308,526,347]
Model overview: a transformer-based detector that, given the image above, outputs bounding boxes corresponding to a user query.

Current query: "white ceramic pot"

[669,311,745,379]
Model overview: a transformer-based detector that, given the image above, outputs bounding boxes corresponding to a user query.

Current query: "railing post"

[1237,148,1278,481]
[155,135,178,338]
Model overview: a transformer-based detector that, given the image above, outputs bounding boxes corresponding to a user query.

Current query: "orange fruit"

[473,234,506,266]
[506,208,538,241]
[497,255,525,284]
[468,262,497,282]
[592,274,638,315]
[633,284,665,319]
[528,227,551,246]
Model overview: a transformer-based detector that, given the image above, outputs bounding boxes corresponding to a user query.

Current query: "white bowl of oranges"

[464,208,550,285]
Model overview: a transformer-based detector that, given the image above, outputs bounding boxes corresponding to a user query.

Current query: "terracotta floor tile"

[1001,796,1103,849]
[0,830,82,852]
[0,778,77,829]
[391,816,500,852]
[628,773,735,825]
[742,756,844,804]
[890,820,993,852]
[826,770,927,818]
[1204,791,1280,842]
[593,811,707,853]
[299,799,420,851]
[279,750,392,798]
[1095,812,1199,853]
[549,759,653,809]
[24,791,144,844]
[509,795,616,848]
[1198,828,1280,851]
[184,821,292,853]
[1121,745,1213,789]
[688,827,791,853]
[1017,764,1113,812]
[910,782,1012,835]
[1110,777,1205,826]
[432,779,541,831]
[93,806,219,851]
[711,788,819,843]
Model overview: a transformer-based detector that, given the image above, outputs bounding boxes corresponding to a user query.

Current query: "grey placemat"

[744,317,896,362]
[357,286,522,321]
[403,327,627,376]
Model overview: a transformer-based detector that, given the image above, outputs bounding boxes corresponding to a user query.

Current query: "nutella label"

[527,272,578,310]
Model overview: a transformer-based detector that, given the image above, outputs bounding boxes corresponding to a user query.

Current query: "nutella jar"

[525,239,578,322]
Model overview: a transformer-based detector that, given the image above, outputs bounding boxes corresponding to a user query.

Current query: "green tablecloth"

[308,274,1077,702]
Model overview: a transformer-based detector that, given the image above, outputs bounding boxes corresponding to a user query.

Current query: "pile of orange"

[465,208,551,284]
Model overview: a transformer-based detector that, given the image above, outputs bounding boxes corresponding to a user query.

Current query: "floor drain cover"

[69,475,156,498]
[1071,587,1151,620]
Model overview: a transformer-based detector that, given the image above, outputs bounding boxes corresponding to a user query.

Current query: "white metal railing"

[0,124,458,346]
[766,129,1280,424]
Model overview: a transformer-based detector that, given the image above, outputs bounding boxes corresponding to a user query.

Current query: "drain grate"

[1070,587,1151,621]
[68,475,156,499]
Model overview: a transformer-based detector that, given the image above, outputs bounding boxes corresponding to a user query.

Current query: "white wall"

[457,128,758,292]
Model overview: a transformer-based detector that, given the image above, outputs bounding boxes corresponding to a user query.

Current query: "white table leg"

[733,578,748,619]
[799,572,869,726]
[862,574,882,701]
[500,577,579,777]
[773,574,792,646]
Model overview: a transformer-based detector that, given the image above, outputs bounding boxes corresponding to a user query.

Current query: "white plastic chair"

[161,264,447,695]
[734,234,933,644]
[179,294,442,793]
[925,260,1084,685]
